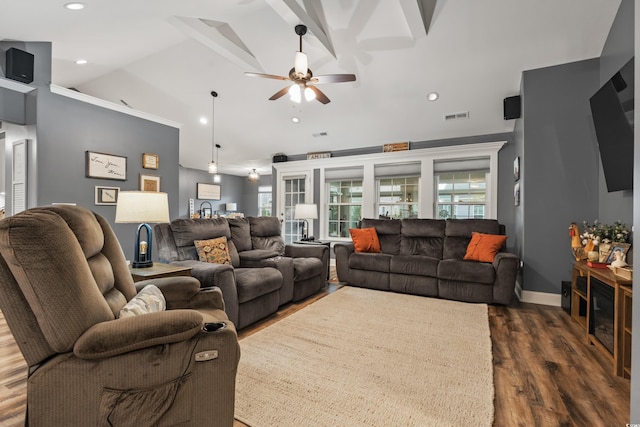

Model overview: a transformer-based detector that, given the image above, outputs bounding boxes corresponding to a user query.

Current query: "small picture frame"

[604,243,631,264]
[513,156,520,181]
[514,182,520,207]
[140,174,160,192]
[142,153,159,170]
[94,186,119,205]
[197,182,221,200]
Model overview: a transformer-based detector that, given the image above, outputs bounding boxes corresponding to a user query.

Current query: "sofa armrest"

[135,277,226,312]
[334,242,355,283]
[492,252,520,305]
[285,244,330,279]
[74,310,203,359]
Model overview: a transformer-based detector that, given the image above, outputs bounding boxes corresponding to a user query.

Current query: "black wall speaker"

[503,95,521,120]
[273,154,288,163]
[6,48,34,84]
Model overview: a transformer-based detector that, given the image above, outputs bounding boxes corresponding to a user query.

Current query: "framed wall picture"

[86,151,127,181]
[513,156,520,181]
[197,182,221,200]
[514,182,520,207]
[142,153,159,169]
[95,186,120,205]
[140,174,160,192]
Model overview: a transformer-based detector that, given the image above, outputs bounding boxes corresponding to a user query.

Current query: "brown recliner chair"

[0,205,240,427]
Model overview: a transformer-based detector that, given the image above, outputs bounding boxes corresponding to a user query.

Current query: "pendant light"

[248,168,259,182]
[213,144,221,183]
[207,91,218,174]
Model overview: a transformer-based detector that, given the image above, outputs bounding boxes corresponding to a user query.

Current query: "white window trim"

[273,141,505,240]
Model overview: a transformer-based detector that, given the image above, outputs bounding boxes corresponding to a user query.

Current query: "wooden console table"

[571,261,632,378]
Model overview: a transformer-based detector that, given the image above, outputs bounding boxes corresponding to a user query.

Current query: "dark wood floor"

[0,280,630,427]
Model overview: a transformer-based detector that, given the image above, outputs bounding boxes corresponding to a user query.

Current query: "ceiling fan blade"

[244,72,290,81]
[308,85,330,104]
[269,86,291,101]
[313,74,357,84]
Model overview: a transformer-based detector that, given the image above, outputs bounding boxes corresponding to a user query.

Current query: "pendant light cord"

[211,91,217,163]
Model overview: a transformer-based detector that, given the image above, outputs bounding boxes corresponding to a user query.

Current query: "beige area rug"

[235,286,494,427]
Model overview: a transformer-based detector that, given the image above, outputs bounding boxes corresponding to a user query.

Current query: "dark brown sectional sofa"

[334,218,520,304]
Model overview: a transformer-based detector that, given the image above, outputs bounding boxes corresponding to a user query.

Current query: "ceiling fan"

[244,24,356,104]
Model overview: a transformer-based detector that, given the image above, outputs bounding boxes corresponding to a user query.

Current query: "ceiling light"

[427,92,439,101]
[294,52,308,77]
[292,117,300,124]
[248,169,260,182]
[74,59,87,65]
[289,84,301,103]
[199,117,207,125]
[64,2,85,10]
[304,87,316,102]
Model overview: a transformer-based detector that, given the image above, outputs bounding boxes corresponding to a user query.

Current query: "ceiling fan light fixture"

[289,84,302,103]
[294,51,308,76]
[304,86,316,101]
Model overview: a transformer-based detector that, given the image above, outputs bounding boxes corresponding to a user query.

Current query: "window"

[436,171,487,219]
[328,180,362,238]
[283,177,307,243]
[377,177,419,219]
[258,186,272,217]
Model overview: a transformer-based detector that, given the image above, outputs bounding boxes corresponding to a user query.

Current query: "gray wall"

[0,41,181,262]
[517,58,601,294]
[179,167,247,218]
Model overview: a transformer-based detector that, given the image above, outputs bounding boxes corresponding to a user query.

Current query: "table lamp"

[115,191,170,268]
[294,203,318,241]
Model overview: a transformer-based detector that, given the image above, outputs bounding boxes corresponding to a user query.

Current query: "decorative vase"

[588,251,600,262]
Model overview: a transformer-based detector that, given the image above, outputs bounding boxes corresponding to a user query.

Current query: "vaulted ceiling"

[1,0,621,176]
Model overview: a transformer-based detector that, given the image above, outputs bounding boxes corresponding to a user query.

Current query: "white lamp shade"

[226,203,237,212]
[294,203,318,220]
[115,191,170,223]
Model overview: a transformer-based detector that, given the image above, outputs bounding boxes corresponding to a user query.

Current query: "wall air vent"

[444,111,470,121]
[312,132,328,137]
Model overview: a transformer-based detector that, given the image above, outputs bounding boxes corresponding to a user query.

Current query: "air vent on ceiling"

[312,132,328,137]
[444,111,470,121]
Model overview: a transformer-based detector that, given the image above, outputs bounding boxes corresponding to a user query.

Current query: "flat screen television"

[589,57,634,192]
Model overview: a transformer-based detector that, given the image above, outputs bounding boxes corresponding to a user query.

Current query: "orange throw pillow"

[463,232,508,262]
[349,228,381,253]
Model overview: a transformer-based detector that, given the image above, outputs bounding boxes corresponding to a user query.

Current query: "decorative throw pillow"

[349,227,381,253]
[463,232,508,262]
[119,284,166,319]
[194,236,231,265]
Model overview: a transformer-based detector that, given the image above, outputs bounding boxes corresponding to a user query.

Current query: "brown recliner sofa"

[0,205,240,427]
[155,216,329,329]
[335,218,520,305]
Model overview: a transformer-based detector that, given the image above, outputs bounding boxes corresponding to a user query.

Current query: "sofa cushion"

[349,252,392,273]
[227,217,252,252]
[390,255,439,277]
[238,249,281,268]
[292,257,324,281]
[194,236,231,265]
[248,217,285,255]
[359,218,402,255]
[227,240,240,268]
[234,267,282,303]
[464,232,508,263]
[349,227,381,253]
[443,219,500,260]
[400,219,445,257]
[438,259,495,284]
[170,218,231,248]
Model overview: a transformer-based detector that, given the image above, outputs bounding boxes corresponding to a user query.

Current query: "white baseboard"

[519,290,562,307]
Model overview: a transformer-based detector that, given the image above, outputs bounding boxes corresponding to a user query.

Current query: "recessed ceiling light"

[199,117,208,125]
[427,92,439,101]
[64,2,85,10]
[74,59,87,65]
[291,116,300,123]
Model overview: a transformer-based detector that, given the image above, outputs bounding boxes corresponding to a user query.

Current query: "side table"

[129,262,192,282]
